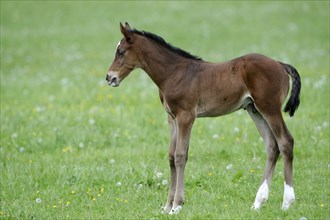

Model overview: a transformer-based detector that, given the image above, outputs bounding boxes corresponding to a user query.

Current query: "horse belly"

[197,91,250,118]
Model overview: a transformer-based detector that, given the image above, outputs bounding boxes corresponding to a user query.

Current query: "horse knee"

[174,152,188,167]
[169,153,175,167]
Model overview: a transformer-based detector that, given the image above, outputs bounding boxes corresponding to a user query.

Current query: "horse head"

[106,22,139,87]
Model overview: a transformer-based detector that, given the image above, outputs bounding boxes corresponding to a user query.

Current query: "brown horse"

[106,23,301,214]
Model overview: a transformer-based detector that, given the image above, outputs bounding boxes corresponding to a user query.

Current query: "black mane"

[130,29,203,61]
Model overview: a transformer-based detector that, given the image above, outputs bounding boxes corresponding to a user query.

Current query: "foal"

[106,23,301,214]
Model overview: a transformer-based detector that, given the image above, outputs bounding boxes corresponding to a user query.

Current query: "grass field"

[1,1,329,219]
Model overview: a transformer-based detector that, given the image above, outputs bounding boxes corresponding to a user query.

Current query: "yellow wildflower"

[63,146,72,153]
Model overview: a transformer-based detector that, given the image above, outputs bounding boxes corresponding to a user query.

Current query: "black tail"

[281,63,301,117]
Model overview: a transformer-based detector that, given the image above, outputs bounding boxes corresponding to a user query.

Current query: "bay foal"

[106,23,301,214]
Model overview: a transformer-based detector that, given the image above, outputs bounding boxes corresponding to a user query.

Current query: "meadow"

[1,1,329,219]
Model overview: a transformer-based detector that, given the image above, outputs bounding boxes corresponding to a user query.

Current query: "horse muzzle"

[106,71,120,87]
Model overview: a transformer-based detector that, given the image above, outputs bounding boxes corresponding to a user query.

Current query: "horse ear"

[120,22,127,36]
[119,22,134,43]
[124,22,131,30]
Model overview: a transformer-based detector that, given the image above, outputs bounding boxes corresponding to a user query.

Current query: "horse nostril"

[106,75,110,81]
[110,76,117,83]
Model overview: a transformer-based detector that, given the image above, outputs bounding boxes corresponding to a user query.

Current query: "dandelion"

[300,217,307,220]
[320,204,325,207]
[53,205,57,209]
[66,201,70,207]
[212,134,219,139]
[234,127,240,133]
[35,106,45,113]
[19,147,25,153]
[78,142,84,148]
[137,184,143,188]
[71,190,76,195]
[60,77,69,86]
[156,172,163,178]
[116,182,122,187]
[92,198,96,201]
[208,172,213,176]
[250,169,256,173]
[88,118,95,125]
[162,179,168,185]
[100,187,104,193]
[35,198,42,203]
[109,159,115,164]
[49,95,55,102]
[226,164,233,170]
[63,146,72,153]
[11,133,18,138]
[322,121,329,128]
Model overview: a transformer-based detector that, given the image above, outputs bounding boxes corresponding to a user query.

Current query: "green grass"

[1,1,329,219]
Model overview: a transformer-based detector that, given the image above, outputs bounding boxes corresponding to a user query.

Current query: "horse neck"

[136,38,190,89]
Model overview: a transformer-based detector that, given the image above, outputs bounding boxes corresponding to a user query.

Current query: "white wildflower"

[226,164,233,170]
[88,119,95,125]
[212,134,219,139]
[156,172,163,178]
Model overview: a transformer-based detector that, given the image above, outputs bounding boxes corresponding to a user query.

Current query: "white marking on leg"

[282,182,295,210]
[169,205,182,215]
[251,180,269,210]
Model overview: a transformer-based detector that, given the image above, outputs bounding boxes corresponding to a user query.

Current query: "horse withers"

[106,23,301,214]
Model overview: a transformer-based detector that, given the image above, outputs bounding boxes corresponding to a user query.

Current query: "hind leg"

[247,104,280,210]
[262,113,295,210]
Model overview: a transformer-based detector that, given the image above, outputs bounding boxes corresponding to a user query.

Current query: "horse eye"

[117,49,125,57]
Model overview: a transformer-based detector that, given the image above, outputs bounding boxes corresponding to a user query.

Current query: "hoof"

[162,204,172,214]
[251,201,262,210]
[169,205,182,215]
[282,198,294,210]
